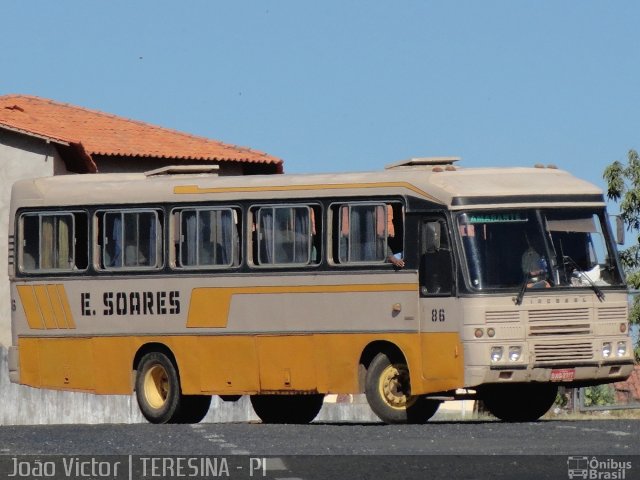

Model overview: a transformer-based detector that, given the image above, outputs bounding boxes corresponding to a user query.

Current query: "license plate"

[550,368,575,382]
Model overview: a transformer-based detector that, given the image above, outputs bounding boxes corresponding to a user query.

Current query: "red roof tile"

[0,95,282,171]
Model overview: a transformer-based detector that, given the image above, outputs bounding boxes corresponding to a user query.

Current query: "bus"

[7,158,635,424]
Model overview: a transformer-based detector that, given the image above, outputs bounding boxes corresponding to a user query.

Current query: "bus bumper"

[465,361,635,388]
[8,346,20,384]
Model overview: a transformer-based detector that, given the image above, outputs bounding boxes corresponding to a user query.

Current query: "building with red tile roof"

[0,94,283,175]
[0,94,283,348]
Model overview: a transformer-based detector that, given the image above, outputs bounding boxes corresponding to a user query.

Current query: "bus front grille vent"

[485,311,520,323]
[597,307,628,322]
[533,342,593,363]
[527,308,590,336]
[529,324,591,336]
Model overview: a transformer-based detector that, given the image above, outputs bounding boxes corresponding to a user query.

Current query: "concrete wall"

[0,130,67,347]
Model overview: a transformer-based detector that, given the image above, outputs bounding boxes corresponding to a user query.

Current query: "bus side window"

[252,205,318,266]
[420,219,453,295]
[19,212,86,273]
[177,208,239,268]
[100,210,162,270]
[21,215,40,270]
[333,202,402,264]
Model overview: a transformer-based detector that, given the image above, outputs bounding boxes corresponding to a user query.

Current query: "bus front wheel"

[480,383,558,422]
[136,352,183,424]
[250,394,324,424]
[365,352,440,424]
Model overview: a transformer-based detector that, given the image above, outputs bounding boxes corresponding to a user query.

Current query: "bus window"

[252,205,318,266]
[19,211,88,273]
[333,203,401,264]
[420,219,453,295]
[100,210,162,270]
[177,208,239,268]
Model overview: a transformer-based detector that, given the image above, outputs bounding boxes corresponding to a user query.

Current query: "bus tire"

[250,394,324,424]
[135,352,182,424]
[480,383,558,422]
[179,395,212,424]
[365,352,440,424]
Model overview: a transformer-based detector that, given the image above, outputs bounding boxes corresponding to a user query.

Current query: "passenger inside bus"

[385,205,404,268]
[520,233,551,288]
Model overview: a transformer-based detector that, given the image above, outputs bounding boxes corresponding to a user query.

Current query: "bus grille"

[534,342,593,363]
[597,307,628,322]
[528,308,591,336]
[486,310,520,323]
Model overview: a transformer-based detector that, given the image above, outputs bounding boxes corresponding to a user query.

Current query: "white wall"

[0,131,61,347]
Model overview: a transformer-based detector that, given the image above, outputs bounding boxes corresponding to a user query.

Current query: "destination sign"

[466,213,528,224]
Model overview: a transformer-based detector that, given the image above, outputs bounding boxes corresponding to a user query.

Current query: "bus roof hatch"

[385,157,461,170]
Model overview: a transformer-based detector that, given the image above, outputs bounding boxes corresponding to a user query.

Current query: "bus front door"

[418,217,464,391]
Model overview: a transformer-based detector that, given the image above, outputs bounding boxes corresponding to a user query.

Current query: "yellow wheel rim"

[144,364,170,410]
[378,363,416,410]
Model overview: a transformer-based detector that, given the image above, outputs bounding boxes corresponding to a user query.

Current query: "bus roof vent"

[385,157,461,170]
[144,165,220,177]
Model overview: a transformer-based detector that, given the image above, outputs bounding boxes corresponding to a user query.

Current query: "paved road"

[1,420,638,479]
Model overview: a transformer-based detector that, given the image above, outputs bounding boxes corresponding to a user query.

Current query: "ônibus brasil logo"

[567,456,632,479]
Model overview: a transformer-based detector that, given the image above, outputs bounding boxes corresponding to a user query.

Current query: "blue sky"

[2,1,639,201]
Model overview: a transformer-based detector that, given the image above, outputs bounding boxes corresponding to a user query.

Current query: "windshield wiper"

[563,255,605,302]
[514,274,529,306]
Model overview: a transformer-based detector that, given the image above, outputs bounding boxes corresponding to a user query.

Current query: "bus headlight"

[617,341,627,357]
[602,342,612,359]
[508,346,522,362]
[490,347,503,363]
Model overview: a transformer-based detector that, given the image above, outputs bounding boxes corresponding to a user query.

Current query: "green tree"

[604,149,640,361]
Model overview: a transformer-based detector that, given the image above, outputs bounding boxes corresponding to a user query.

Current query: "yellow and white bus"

[7,158,635,424]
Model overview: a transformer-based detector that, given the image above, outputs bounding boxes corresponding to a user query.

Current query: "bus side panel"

[256,335,317,392]
[195,336,260,394]
[92,336,135,394]
[18,337,95,392]
[419,332,464,392]
[314,333,360,393]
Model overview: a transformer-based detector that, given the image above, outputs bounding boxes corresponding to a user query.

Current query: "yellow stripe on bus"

[174,182,441,203]
[17,286,45,330]
[47,284,68,329]
[34,286,57,329]
[17,331,463,396]
[187,283,418,328]
[57,284,76,329]
[16,284,76,331]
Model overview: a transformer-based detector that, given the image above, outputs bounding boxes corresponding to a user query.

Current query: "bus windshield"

[457,209,624,291]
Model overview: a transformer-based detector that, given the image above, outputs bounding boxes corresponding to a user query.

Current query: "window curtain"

[339,206,349,263]
[182,211,197,266]
[293,208,309,263]
[41,216,54,269]
[352,206,378,261]
[148,213,156,267]
[111,215,122,267]
[259,209,273,264]
[219,210,233,265]
[56,216,70,268]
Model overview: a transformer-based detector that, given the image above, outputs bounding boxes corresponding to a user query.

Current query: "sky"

[1,1,639,205]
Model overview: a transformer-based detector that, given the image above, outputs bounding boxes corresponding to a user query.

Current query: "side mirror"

[616,216,625,246]
[423,221,441,253]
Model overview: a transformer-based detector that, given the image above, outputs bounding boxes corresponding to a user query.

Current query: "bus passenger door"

[418,217,464,389]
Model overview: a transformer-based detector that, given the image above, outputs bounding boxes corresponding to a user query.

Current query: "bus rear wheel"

[480,383,558,422]
[250,394,324,424]
[365,352,440,424]
[136,352,183,424]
